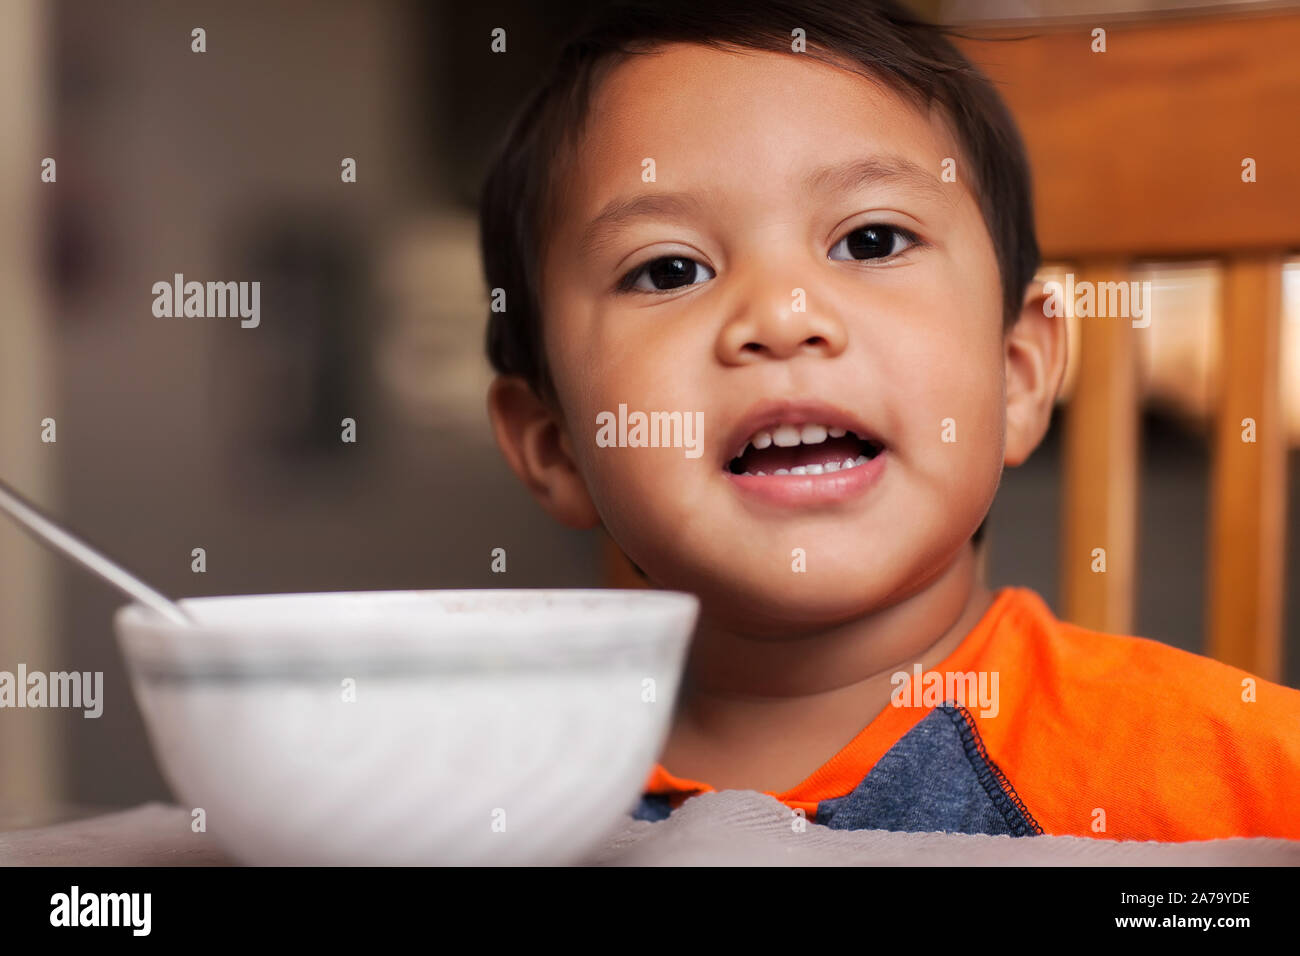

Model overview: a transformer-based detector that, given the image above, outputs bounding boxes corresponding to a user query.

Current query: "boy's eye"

[617,255,716,295]
[614,224,921,295]
[828,224,921,262]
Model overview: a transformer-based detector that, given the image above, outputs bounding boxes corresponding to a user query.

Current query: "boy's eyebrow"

[802,154,950,204]
[579,154,948,260]
[579,192,706,260]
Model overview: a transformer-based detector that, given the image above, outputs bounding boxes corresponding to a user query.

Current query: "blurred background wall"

[0,0,1297,819]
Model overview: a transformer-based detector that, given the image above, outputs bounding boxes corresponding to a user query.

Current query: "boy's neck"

[683,542,992,698]
[660,543,994,792]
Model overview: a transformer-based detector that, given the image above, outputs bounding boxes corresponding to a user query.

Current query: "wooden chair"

[951,9,1296,680]
[604,8,1297,682]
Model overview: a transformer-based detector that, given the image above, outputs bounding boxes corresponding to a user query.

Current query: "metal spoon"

[0,477,192,625]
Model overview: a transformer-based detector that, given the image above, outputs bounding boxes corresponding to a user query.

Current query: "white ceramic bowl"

[113,589,698,865]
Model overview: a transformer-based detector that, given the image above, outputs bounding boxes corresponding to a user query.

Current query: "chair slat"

[1061,261,1140,634]
[1207,255,1287,680]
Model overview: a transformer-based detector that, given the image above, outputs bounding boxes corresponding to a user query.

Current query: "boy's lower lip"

[723,450,886,506]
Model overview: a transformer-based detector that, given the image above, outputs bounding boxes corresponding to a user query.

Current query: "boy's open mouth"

[726,424,885,477]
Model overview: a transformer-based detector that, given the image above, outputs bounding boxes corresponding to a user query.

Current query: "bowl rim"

[113,588,701,671]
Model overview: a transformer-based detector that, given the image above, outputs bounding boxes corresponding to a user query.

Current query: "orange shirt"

[641,586,1300,840]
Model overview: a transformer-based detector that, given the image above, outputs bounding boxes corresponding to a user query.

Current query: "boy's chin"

[693,576,910,637]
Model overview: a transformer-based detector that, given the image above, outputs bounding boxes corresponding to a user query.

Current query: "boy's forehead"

[558,42,962,237]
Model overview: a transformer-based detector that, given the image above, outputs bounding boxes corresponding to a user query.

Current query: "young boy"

[477,0,1300,841]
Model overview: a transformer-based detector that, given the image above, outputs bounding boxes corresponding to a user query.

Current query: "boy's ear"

[1003,281,1068,467]
[486,375,602,529]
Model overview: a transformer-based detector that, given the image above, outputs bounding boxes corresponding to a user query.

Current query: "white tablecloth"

[3,790,1298,866]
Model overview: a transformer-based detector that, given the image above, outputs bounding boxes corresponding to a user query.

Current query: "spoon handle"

[0,478,191,625]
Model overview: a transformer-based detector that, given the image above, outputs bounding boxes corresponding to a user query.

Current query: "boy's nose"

[714,283,849,364]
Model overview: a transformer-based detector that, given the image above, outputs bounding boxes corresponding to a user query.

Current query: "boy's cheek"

[579,443,701,517]
[892,376,1003,489]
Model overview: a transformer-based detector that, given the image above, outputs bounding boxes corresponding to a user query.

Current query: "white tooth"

[751,430,773,449]
[774,468,790,475]
[853,454,869,465]
[824,460,841,472]
[843,457,857,469]
[754,470,766,476]
[789,466,808,475]
[805,463,824,475]
[800,424,828,444]
[827,426,847,438]
[771,425,801,447]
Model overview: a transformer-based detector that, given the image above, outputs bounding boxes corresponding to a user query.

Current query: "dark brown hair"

[478,0,1040,546]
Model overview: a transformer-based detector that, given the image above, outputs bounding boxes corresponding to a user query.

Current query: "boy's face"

[497,43,1059,634]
